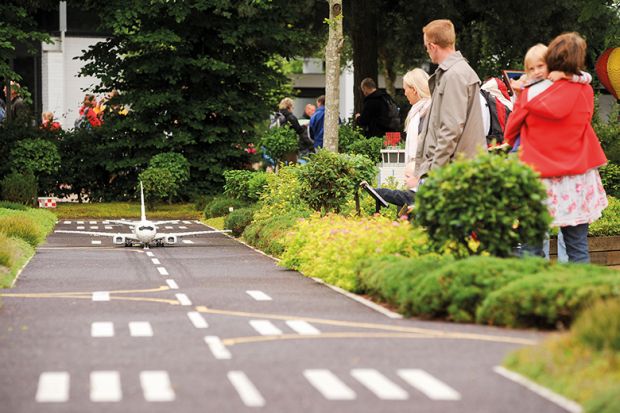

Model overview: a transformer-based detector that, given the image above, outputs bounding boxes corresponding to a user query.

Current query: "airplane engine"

[165,235,177,245]
[113,235,125,245]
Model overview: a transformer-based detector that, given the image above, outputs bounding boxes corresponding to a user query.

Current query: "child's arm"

[548,70,592,84]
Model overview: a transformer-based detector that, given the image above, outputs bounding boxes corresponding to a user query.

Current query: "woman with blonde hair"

[402,68,431,163]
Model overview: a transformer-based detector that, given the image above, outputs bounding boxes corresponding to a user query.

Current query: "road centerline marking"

[204,336,232,359]
[92,292,110,302]
[129,321,153,337]
[91,322,114,337]
[151,258,161,265]
[228,371,265,407]
[187,312,208,328]
[166,279,179,289]
[175,293,192,306]
[246,290,272,301]
[157,267,169,276]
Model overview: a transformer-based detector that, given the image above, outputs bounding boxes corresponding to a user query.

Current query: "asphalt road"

[0,219,575,412]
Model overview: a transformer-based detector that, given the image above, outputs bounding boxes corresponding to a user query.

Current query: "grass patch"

[54,202,201,219]
[0,236,34,288]
[203,216,225,230]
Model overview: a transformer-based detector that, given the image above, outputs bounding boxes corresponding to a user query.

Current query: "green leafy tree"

[77,0,319,193]
[139,168,176,205]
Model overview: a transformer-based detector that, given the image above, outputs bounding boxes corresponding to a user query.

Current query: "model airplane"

[55,182,230,248]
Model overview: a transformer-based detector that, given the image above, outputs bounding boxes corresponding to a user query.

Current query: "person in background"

[278,97,313,157]
[504,32,608,263]
[309,95,325,150]
[402,68,431,164]
[355,77,399,138]
[303,103,316,120]
[78,94,102,128]
[41,111,61,131]
[415,19,485,181]
[4,81,29,123]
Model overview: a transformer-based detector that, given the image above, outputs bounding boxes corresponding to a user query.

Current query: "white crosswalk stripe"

[36,372,70,402]
[140,371,175,402]
[286,320,320,335]
[246,290,272,301]
[129,322,153,337]
[351,369,408,400]
[90,371,122,402]
[304,369,356,400]
[249,320,282,335]
[91,321,114,337]
[397,369,461,400]
[228,371,266,407]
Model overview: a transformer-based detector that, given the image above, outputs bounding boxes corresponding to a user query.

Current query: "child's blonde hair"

[42,111,54,122]
[524,43,548,69]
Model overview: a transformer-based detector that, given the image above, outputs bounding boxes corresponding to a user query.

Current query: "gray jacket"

[415,51,485,178]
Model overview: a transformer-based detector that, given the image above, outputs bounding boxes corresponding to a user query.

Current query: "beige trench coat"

[415,51,486,178]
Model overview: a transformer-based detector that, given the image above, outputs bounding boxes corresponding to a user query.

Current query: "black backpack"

[269,111,287,129]
[380,94,401,132]
[480,89,511,146]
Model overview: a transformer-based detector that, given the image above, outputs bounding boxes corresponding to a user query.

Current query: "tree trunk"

[350,0,378,116]
[379,49,396,98]
[324,0,343,152]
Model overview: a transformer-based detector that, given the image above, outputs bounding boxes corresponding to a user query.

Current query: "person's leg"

[542,233,550,260]
[560,224,590,263]
[557,230,568,263]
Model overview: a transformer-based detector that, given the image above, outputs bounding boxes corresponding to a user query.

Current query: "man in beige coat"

[415,19,485,180]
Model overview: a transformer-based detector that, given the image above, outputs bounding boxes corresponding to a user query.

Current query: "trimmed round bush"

[476,265,620,328]
[573,298,620,352]
[344,137,383,164]
[1,172,37,205]
[224,170,268,202]
[224,207,255,237]
[0,215,42,247]
[139,167,176,201]
[415,152,551,257]
[9,138,61,176]
[204,197,248,219]
[260,127,298,163]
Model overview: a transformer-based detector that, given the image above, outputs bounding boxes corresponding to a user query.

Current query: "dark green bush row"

[242,211,310,257]
[357,255,620,328]
[203,196,249,219]
[1,172,38,205]
[223,170,268,202]
[224,207,256,237]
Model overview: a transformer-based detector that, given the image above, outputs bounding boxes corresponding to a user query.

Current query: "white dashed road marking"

[304,369,356,400]
[166,279,179,289]
[89,221,97,224]
[182,240,194,244]
[228,371,266,407]
[187,311,208,328]
[105,226,113,230]
[92,292,110,302]
[182,220,192,224]
[129,322,153,337]
[140,371,175,402]
[77,221,84,224]
[351,369,409,400]
[246,290,272,301]
[91,322,114,337]
[145,251,154,257]
[36,372,70,402]
[157,267,169,276]
[204,336,232,359]
[151,258,161,265]
[175,293,192,306]
[77,226,85,230]
[91,240,101,245]
[90,226,99,229]
[179,226,188,229]
[397,369,461,400]
[165,226,173,229]
[63,221,71,224]
[90,371,122,402]
[250,320,282,336]
[285,320,321,335]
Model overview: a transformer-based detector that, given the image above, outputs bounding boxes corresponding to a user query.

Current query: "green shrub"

[593,101,620,164]
[9,138,61,176]
[573,298,620,352]
[0,172,37,205]
[193,194,215,211]
[600,163,620,198]
[260,127,298,164]
[356,254,453,314]
[477,264,620,328]
[280,214,427,291]
[408,256,550,322]
[139,167,176,202]
[0,201,28,211]
[224,207,256,237]
[203,196,249,218]
[224,170,268,202]
[344,137,383,164]
[243,211,309,257]
[253,165,310,222]
[415,152,551,257]
[148,152,190,187]
[0,214,42,247]
[589,196,620,236]
[338,121,366,152]
[298,150,358,214]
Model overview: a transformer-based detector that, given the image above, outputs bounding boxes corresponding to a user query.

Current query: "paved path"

[0,220,574,412]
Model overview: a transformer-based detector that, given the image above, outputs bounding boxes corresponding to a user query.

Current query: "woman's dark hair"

[545,32,586,76]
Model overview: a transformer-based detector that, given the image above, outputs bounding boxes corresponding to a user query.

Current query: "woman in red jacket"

[504,32,607,263]
[78,94,102,128]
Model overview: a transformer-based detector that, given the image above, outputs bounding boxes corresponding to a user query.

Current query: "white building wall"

[40,36,105,128]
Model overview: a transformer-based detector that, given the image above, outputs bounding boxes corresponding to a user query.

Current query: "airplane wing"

[55,230,137,239]
[107,220,136,226]
[153,230,231,240]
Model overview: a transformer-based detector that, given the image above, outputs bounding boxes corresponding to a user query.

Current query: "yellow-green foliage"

[505,299,620,413]
[280,214,427,291]
[0,233,17,268]
[253,165,310,222]
[0,234,35,288]
[0,214,43,247]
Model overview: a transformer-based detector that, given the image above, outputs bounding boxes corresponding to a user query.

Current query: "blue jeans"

[560,224,590,263]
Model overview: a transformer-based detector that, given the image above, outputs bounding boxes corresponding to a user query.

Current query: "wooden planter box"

[549,235,620,268]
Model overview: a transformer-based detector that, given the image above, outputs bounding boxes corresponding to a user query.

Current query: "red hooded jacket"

[504,79,606,178]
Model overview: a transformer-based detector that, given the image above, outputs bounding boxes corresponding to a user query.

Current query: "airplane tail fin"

[140,181,146,221]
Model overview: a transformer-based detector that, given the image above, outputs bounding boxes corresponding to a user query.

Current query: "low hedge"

[242,210,310,258]
[478,265,620,328]
[224,207,256,237]
[203,196,249,219]
[589,196,620,236]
